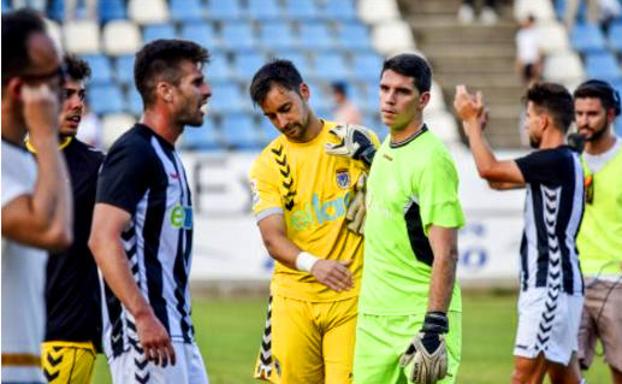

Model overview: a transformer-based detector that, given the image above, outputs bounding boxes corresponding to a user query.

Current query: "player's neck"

[390,119,424,144]
[539,128,565,150]
[141,109,181,146]
[584,130,616,155]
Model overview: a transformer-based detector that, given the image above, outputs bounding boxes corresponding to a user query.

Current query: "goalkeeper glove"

[399,312,449,384]
[346,173,367,235]
[324,124,377,166]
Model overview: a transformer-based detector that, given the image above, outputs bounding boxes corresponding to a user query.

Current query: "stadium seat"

[259,22,296,50]
[63,20,101,54]
[102,20,142,56]
[170,0,205,22]
[543,51,584,83]
[47,0,64,22]
[273,51,312,76]
[206,0,242,20]
[338,22,372,50]
[246,0,281,20]
[584,52,622,82]
[358,0,401,24]
[99,0,126,23]
[127,88,143,116]
[180,22,220,48]
[299,23,335,50]
[371,21,416,55]
[536,22,570,54]
[101,113,136,149]
[221,22,257,51]
[82,54,113,85]
[182,118,222,150]
[115,54,135,85]
[352,52,384,81]
[221,114,262,150]
[2,0,10,12]
[204,53,233,81]
[209,83,245,114]
[314,53,350,80]
[325,0,357,20]
[128,0,169,24]
[259,118,279,145]
[609,22,622,52]
[89,85,124,115]
[233,52,266,80]
[143,23,177,42]
[283,0,319,20]
[570,23,606,54]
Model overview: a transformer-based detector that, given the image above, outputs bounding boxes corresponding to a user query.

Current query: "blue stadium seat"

[127,88,143,115]
[571,23,606,53]
[180,22,219,48]
[283,0,318,20]
[205,53,233,81]
[47,0,64,22]
[143,24,177,43]
[259,22,297,50]
[2,0,10,12]
[273,51,312,75]
[89,85,124,115]
[221,114,262,150]
[259,118,279,145]
[115,54,135,85]
[299,23,335,50]
[233,52,266,80]
[338,22,372,50]
[82,55,113,85]
[585,52,622,82]
[362,81,380,111]
[99,0,126,23]
[314,53,350,80]
[182,118,222,150]
[325,0,356,20]
[170,0,205,22]
[206,0,241,20]
[221,22,257,51]
[246,0,281,20]
[609,22,622,52]
[352,52,384,80]
[209,83,244,113]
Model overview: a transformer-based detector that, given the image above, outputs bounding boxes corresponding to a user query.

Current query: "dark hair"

[524,82,574,132]
[573,79,621,116]
[134,39,210,107]
[1,8,46,86]
[381,53,432,93]
[331,81,347,96]
[249,59,304,105]
[64,54,91,81]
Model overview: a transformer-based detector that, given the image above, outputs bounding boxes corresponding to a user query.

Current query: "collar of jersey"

[24,135,73,154]
[389,124,428,149]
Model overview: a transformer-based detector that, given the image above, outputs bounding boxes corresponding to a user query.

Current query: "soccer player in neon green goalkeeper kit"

[325,53,465,384]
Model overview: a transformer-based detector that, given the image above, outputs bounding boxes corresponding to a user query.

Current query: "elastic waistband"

[42,340,96,353]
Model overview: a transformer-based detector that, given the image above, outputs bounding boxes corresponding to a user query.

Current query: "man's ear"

[419,91,431,110]
[299,82,310,101]
[156,82,173,103]
[6,78,23,101]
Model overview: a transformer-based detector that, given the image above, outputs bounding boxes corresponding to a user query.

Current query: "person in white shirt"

[515,14,542,87]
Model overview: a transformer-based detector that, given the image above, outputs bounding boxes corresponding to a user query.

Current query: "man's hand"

[135,309,177,368]
[21,84,60,143]
[310,259,353,292]
[325,124,377,166]
[453,85,487,136]
[399,312,449,384]
[346,173,367,235]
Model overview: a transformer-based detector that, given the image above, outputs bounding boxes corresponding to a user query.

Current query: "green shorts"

[353,311,461,384]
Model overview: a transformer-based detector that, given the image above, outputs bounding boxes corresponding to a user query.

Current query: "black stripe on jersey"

[104,282,125,357]
[404,200,434,267]
[520,233,529,291]
[142,187,170,334]
[557,182,575,294]
[531,185,550,288]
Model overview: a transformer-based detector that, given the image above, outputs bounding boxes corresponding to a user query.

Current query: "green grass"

[92,293,611,383]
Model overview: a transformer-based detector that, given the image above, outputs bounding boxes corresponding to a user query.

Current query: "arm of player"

[89,203,176,367]
[258,214,353,292]
[427,225,459,313]
[453,85,526,186]
[1,84,72,251]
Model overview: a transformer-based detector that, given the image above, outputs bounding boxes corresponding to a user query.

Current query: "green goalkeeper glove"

[346,173,367,235]
[399,312,449,384]
[324,124,377,166]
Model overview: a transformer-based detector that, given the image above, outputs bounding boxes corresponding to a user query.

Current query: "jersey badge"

[336,169,351,189]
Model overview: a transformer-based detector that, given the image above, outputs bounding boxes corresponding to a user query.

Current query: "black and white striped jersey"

[515,145,585,295]
[96,124,195,358]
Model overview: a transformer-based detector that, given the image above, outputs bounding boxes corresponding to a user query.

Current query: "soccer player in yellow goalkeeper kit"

[248,59,379,383]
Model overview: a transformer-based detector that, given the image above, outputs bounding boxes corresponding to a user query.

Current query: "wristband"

[295,251,319,272]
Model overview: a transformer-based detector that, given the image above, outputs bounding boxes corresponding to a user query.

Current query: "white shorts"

[109,341,209,384]
[514,288,583,365]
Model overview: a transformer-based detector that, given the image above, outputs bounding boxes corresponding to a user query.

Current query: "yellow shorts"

[254,294,358,384]
[41,341,96,384]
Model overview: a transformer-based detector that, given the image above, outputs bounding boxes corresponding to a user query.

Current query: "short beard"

[583,123,608,142]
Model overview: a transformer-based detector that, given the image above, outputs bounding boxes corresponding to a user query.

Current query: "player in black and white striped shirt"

[89,39,211,384]
[455,82,585,384]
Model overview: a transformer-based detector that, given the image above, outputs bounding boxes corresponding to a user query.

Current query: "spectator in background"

[10,0,47,13]
[515,14,542,87]
[331,81,363,125]
[1,8,72,383]
[458,0,498,25]
[65,0,98,21]
[76,101,103,149]
[564,0,599,30]
[573,79,622,384]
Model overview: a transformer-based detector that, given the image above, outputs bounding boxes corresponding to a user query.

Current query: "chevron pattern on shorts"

[535,186,562,353]
[256,295,273,378]
[43,347,63,382]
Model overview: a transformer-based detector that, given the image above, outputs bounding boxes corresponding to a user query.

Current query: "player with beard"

[455,82,585,384]
[88,39,211,384]
[573,80,622,384]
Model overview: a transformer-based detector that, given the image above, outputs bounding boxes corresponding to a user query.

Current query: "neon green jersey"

[577,147,622,276]
[359,127,465,315]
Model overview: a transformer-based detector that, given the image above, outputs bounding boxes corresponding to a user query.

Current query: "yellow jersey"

[249,120,378,302]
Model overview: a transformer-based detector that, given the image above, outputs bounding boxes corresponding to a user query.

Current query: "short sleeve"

[96,140,151,215]
[417,152,465,235]
[1,145,36,208]
[515,149,565,185]
[249,155,283,222]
